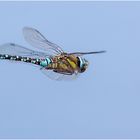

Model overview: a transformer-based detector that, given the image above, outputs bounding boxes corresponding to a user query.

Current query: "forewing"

[23,27,64,56]
[68,51,106,56]
[40,68,79,81]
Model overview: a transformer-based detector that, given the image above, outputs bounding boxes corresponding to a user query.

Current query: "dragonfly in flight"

[0,27,106,80]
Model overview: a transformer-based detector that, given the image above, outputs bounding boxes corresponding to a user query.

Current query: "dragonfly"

[0,27,106,80]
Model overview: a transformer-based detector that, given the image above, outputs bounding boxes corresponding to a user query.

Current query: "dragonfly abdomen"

[0,54,54,68]
[0,54,41,65]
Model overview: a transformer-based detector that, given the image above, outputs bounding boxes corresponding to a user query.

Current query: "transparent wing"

[68,50,106,56]
[0,43,49,59]
[40,68,79,81]
[23,27,64,56]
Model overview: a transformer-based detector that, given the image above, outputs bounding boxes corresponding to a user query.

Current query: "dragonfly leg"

[53,70,73,75]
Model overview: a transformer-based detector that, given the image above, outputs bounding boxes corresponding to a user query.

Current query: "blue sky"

[0,1,140,138]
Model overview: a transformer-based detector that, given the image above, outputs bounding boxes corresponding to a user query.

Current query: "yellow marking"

[61,63,68,69]
[52,63,57,68]
[67,58,77,69]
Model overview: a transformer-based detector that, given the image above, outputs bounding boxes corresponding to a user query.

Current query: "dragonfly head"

[77,57,89,73]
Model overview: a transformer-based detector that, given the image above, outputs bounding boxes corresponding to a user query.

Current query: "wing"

[23,27,64,56]
[68,50,106,56]
[40,68,79,81]
[0,43,49,59]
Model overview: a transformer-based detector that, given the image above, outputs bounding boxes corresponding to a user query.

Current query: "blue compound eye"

[77,57,88,73]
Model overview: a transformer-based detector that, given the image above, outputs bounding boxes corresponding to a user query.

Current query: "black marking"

[26,57,31,62]
[16,56,22,61]
[12,56,17,60]
[77,57,80,68]
[36,59,40,65]
[23,58,27,62]
[4,55,10,59]
[0,54,5,59]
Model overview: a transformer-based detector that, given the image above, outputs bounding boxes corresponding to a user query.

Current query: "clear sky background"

[0,1,140,139]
